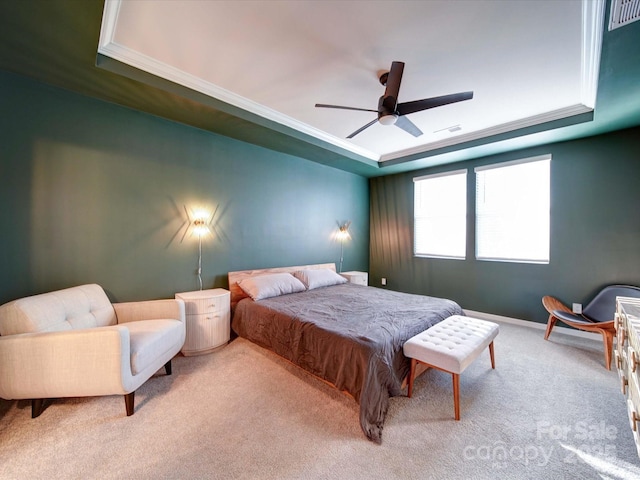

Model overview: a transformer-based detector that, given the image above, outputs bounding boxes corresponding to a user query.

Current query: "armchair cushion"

[128,319,185,375]
[552,310,596,325]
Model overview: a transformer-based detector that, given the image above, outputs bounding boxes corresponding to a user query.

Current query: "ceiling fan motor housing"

[378,95,398,125]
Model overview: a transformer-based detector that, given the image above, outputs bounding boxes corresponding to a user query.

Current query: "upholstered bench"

[403,315,499,420]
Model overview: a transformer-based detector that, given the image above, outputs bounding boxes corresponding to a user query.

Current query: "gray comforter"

[231,283,463,443]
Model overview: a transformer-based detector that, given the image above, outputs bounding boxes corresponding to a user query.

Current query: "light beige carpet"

[1,322,640,479]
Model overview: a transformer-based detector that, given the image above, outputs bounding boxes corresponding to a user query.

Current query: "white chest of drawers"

[614,296,640,458]
[175,288,230,356]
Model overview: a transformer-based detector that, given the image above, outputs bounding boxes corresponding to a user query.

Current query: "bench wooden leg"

[489,341,495,369]
[408,358,417,398]
[452,373,460,421]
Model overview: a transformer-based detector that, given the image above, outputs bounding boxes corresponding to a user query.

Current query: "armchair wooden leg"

[164,360,172,376]
[602,330,614,371]
[32,399,45,418]
[544,315,557,340]
[124,392,135,416]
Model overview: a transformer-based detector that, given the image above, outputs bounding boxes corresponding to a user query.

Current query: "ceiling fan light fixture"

[379,113,398,126]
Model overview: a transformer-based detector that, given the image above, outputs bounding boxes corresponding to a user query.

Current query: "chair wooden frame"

[542,295,615,370]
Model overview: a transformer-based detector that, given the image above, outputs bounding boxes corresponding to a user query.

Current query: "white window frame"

[413,169,467,260]
[474,155,551,264]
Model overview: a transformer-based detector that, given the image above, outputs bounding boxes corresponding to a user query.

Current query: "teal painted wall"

[0,71,369,304]
[370,127,640,324]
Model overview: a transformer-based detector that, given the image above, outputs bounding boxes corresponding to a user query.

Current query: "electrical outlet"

[572,303,582,314]
[381,278,387,286]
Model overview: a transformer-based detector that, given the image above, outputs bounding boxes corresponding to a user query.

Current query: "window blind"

[413,169,467,259]
[475,155,550,263]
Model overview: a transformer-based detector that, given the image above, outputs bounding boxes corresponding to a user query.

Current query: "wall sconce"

[192,215,211,237]
[337,221,351,273]
[182,206,214,290]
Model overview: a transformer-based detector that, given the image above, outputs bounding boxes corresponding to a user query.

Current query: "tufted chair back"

[0,284,117,336]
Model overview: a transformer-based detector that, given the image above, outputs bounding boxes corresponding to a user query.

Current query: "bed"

[229,263,463,443]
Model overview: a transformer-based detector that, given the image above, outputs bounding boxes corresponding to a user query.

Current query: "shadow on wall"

[167,200,231,249]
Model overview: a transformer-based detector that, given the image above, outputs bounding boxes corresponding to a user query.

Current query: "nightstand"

[175,288,231,356]
[340,271,368,286]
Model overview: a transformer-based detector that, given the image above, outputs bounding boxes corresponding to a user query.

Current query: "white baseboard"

[463,309,602,342]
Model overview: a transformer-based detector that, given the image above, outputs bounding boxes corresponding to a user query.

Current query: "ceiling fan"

[315,61,473,139]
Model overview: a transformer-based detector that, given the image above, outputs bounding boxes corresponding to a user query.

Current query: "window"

[475,155,550,263]
[413,170,467,259]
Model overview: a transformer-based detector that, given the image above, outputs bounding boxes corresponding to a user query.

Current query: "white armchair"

[0,284,186,418]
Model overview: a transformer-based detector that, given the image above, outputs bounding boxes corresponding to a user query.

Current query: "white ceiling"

[99,0,603,164]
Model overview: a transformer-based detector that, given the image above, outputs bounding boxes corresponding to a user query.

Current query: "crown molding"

[581,0,605,108]
[379,104,594,162]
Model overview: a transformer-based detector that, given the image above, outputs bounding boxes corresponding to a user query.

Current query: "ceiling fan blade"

[315,103,378,113]
[346,118,378,139]
[384,62,404,99]
[396,91,474,116]
[395,116,423,137]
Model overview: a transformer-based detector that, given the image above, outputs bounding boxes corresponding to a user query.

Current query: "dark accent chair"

[543,285,640,370]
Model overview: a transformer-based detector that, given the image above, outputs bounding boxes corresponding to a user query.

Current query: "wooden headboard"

[228,263,336,309]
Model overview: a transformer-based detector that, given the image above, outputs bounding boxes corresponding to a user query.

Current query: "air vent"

[609,0,640,30]
[433,125,461,134]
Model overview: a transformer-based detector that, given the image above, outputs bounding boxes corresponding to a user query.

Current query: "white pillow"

[293,269,347,290]
[238,273,306,301]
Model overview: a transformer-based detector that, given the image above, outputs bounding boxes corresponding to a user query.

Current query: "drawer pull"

[633,412,640,432]
[622,375,629,395]
[615,351,623,370]
[619,328,627,347]
[632,350,639,373]
[629,401,640,432]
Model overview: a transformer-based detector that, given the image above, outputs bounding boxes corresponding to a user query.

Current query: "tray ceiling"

[98,0,601,165]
